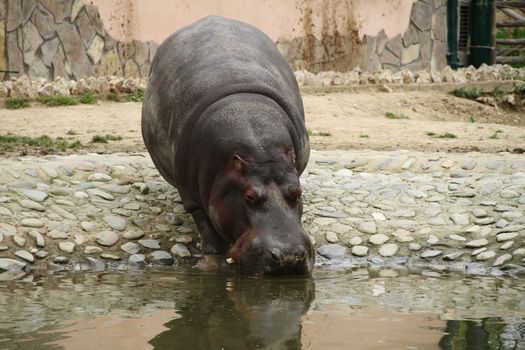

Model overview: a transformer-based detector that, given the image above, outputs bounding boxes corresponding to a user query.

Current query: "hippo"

[141,16,312,275]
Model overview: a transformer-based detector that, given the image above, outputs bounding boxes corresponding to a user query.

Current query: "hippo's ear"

[284,147,295,165]
[230,154,249,172]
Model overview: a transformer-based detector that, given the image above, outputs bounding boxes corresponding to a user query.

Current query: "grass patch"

[91,134,123,143]
[107,93,120,102]
[489,130,504,139]
[385,112,409,120]
[489,86,504,99]
[437,132,457,139]
[5,98,30,109]
[426,131,457,139]
[38,95,79,107]
[317,131,331,136]
[359,134,369,138]
[517,84,525,96]
[307,129,331,137]
[468,116,476,123]
[123,88,144,102]
[0,134,82,152]
[79,93,96,104]
[452,87,482,100]
[106,89,144,102]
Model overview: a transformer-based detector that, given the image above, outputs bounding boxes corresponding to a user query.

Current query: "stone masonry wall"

[3,0,158,81]
[360,0,447,73]
[1,0,448,81]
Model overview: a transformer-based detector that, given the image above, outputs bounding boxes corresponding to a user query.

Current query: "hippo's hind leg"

[190,209,229,269]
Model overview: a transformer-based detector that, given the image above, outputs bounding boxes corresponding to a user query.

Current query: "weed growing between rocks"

[452,87,482,100]
[38,96,79,107]
[107,93,120,102]
[37,94,98,107]
[385,112,409,120]
[105,89,144,103]
[5,98,30,109]
[124,88,145,102]
[79,93,97,104]
[0,135,82,153]
[91,134,123,143]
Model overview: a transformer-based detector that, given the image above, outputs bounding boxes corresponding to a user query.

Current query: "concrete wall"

[1,0,448,81]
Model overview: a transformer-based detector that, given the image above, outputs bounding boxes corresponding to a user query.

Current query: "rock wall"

[2,0,447,80]
[3,0,157,80]
[359,0,447,73]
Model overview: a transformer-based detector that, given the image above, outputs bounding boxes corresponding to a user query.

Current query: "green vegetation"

[317,131,331,136]
[0,134,82,152]
[385,112,409,120]
[496,27,525,68]
[489,130,504,139]
[452,87,481,100]
[426,131,457,139]
[79,93,97,104]
[106,89,144,102]
[38,95,79,107]
[489,86,504,99]
[107,93,120,102]
[124,88,145,102]
[5,98,30,109]
[91,134,123,143]
[359,134,369,138]
[468,116,476,123]
[307,129,331,137]
[66,130,77,135]
[438,132,457,139]
[517,84,525,96]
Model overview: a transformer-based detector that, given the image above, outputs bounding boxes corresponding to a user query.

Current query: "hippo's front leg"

[190,209,229,270]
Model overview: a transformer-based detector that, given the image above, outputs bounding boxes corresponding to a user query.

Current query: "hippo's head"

[208,148,314,275]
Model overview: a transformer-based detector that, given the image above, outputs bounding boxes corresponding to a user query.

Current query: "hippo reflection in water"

[142,16,313,275]
[148,276,315,349]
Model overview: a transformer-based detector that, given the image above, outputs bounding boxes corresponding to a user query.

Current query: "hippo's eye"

[245,190,258,205]
[288,186,302,203]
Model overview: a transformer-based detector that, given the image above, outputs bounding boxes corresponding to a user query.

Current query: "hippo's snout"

[263,244,311,275]
[269,245,307,265]
[228,228,314,275]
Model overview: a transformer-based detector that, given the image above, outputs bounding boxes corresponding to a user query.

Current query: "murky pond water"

[0,268,524,350]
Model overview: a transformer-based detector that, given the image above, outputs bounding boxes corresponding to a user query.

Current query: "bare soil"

[1,86,524,156]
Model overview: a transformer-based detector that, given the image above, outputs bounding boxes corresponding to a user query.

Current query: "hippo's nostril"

[270,248,283,263]
[295,246,307,261]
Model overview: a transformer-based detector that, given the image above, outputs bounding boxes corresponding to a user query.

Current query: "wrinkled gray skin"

[142,16,312,275]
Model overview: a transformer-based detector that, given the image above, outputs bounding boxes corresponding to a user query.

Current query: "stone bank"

[0,149,523,279]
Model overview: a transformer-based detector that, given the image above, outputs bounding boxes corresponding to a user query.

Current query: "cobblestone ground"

[0,150,524,279]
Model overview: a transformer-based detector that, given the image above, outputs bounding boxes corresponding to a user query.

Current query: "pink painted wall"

[90,0,416,44]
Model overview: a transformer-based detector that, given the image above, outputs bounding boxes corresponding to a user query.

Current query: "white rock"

[379,243,398,257]
[369,233,389,245]
[351,245,368,257]
[493,254,512,267]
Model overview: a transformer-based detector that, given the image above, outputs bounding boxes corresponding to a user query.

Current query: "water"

[0,268,524,349]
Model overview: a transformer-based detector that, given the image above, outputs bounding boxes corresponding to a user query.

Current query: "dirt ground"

[1,85,524,155]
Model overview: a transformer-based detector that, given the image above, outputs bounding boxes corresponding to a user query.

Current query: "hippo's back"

[141,16,307,186]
